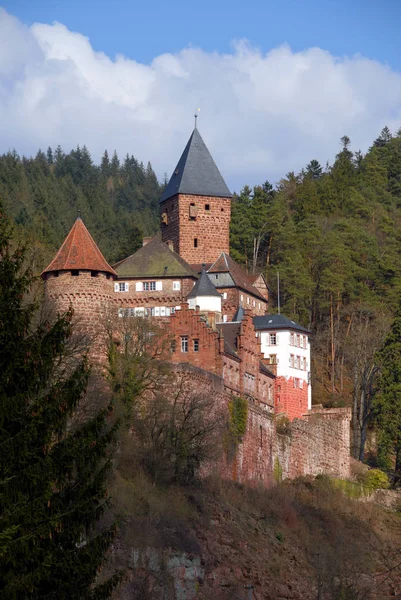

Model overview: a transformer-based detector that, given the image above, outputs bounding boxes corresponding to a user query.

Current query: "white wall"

[259,329,312,409]
[188,295,222,312]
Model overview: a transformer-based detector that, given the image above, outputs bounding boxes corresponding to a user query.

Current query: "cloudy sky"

[1,1,401,191]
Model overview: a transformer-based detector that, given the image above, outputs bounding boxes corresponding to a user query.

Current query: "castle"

[41,126,351,483]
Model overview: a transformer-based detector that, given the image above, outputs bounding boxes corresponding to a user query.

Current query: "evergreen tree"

[374,304,401,484]
[0,210,120,598]
[306,159,322,180]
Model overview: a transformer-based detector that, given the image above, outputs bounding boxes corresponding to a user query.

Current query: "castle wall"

[161,194,231,265]
[173,365,351,484]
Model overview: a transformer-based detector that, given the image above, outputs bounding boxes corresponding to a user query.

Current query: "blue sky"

[1,1,401,189]
[4,0,401,69]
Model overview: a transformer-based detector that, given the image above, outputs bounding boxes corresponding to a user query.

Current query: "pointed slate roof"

[113,237,197,278]
[232,304,245,322]
[160,128,232,203]
[41,217,116,278]
[187,269,222,299]
[208,253,266,301]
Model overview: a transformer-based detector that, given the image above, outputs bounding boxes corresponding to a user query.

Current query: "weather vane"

[194,108,200,129]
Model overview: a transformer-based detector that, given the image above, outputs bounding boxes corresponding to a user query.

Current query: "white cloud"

[1,8,401,190]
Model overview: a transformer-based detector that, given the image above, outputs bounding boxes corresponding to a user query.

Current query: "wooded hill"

[1,127,401,443]
[0,145,162,265]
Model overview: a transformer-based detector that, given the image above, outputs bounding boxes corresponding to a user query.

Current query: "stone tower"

[41,217,117,364]
[160,127,232,265]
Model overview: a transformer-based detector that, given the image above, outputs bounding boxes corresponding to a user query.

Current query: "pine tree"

[0,210,120,598]
[374,304,401,485]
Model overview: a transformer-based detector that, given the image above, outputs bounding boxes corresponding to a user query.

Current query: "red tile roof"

[41,218,116,278]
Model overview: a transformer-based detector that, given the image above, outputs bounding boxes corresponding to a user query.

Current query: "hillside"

[105,472,401,599]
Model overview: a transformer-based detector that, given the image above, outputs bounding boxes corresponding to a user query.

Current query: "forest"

[1,127,401,462]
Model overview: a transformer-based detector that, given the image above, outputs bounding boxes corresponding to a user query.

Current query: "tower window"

[221,208,224,212]
[194,238,198,248]
[193,339,199,352]
[205,204,210,211]
[71,270,79,276]
[189,203,197,220]
[91,271,99,278]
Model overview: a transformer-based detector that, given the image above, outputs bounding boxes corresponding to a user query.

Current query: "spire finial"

[194,108,200,129]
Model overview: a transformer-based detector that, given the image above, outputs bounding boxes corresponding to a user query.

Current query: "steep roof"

[187,269,222,298]
[232,304,245,322]
[160,128,232,203]
[208,253,267,301]
[114,237,197,278]
[41,217,116,278]
[253,314,311,334]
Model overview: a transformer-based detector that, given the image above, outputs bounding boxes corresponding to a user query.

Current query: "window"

[171,339,176,353]
[303,336,307,348]
[173,281,181,291]
[223,292,227,299]
[269,354,277,365]
[223,314,228,323]
[181,336,188,353]
[143,281,156,291]
[258,303,261,310]
[71,270,79,277]
[193,339,199,352]
[194,238,198,248]
[247,297,250,304]
[116,282,129,292]
[252,300,255,307]
[205,204,210,210]
[299,379,303,389]
[269,333,277,345]
[91,271,98,278]
[189,203,196,220]
[296,356,301,369]
[303,357,307,371]
[293,378,299,388]
[240,294,244,302]
[296,334,300,347]
[290,333,294,346]
[290,354,294,368]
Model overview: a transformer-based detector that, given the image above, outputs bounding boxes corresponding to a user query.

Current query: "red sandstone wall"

[274,376,309,421]
[44,271,114,364]
[172,364,351,485]
[169,304,222,374]
[161,194,231,264]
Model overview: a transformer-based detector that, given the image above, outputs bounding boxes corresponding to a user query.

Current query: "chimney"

[142,237,151,246]
[167,240,174,252]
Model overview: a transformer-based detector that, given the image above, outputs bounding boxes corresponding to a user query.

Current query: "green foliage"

[0,210,120,599]
[273,457,283,483]
[229,127,401,416]
[374,305,401,484]
[0,145,162,268]
[228,396,248,443]
[363,468,390,491]
[275,414,291,435]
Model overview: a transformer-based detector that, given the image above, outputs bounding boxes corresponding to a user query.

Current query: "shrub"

[363,468,390,491]
[275,414,291,435]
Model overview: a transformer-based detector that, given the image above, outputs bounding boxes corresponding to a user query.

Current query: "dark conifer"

[0,209,120,598]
